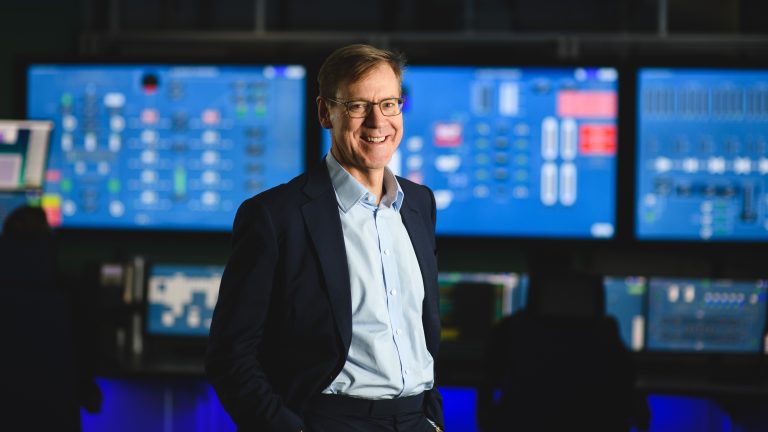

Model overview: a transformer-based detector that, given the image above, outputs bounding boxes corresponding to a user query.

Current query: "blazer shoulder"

[397,176,434,203]
[397,175,432,193]
[241,172,309,209]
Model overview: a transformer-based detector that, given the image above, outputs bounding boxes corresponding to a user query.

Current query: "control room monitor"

[604,276,647,352]
[438,271,525,342]
[0,120,52,191]
[323,65,619,239]
[145,264,224,338]
[636,68,768,241]
[646,277,768,353]
[27,64,306,231]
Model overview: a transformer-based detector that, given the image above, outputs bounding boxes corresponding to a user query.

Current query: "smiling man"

[206,44,444,432]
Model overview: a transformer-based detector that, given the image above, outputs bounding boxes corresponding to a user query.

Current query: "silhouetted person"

[0,205,101,431]
[2,204,51,239]
[478,269,637,432]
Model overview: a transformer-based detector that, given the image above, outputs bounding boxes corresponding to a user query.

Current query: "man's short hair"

[318,44,406,99]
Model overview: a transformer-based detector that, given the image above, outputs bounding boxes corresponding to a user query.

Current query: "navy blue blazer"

[206,159,443,432]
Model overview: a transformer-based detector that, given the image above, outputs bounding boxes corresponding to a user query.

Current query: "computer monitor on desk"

[647,277,768,353]
[438,272,526,343]
[145,263,223,338]
[134,263,224,372]
[604,276,647,352]
[0,120,52,191]
[0,120,52,231]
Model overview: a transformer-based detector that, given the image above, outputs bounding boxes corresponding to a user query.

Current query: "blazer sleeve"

[205,199,303,432]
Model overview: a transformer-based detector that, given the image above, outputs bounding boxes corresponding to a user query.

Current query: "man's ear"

[317,97,332,129]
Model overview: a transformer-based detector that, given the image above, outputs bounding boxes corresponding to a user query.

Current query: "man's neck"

[349,168,385,205]
[328,149,387,205]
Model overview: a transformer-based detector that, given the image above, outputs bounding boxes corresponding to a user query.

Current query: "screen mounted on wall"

[636,68,768,241]
[323,65,619,238]
[27,64,306,231]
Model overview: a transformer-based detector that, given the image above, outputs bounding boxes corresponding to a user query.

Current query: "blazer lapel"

[400,201,440,347]
[301,162,353,351]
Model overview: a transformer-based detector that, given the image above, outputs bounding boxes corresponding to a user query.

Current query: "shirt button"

[396,328,402,336]
[404,369,410,375]
[384,249,391,255]
[390,289,397,296]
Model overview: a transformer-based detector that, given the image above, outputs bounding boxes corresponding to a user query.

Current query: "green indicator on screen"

[108,179,120,193]
[61,178,73,193]
[174,167,186,197]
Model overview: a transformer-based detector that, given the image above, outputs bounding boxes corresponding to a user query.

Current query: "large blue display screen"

[323,66,618,238]
[604,276,647,351]
[636,68,768,241]
[146,264,223,337]
[27,64,306,230]
[646,277,768,353]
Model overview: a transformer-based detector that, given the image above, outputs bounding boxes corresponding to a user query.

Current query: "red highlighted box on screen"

[557,91,617,118]
[580,124,617,155]
[433,122,463,147]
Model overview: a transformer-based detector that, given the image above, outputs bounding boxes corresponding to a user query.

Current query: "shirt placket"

[369,202,411,395]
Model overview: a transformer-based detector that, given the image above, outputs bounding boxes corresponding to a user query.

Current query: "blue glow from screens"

[27,64,306,230]
[646,277,768,353]
[603,276,647,351]
[146,264,224,337]
[439,387,479,432]
[636,68,768,241]
[323,66,618,238]
[82,380,741,432]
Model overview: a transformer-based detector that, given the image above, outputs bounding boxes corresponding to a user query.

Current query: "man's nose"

[363,103,387,127]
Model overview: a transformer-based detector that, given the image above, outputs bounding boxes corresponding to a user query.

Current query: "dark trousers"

[303,393,436,432]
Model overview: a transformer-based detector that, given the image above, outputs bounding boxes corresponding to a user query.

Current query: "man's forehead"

[336,68,401,97]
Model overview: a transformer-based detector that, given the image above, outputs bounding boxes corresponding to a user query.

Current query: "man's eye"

[381,101,396,109]
[348,102,368,111]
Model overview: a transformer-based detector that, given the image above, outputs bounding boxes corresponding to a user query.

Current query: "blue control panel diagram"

[323,66,618,238]
[636,68,768,241]
[28,64,306,230]
[646,277,768,353]
[604,276,647,351]
[146,264,224,337]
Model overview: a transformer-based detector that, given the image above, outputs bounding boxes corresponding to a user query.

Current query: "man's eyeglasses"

[325,97,405,118]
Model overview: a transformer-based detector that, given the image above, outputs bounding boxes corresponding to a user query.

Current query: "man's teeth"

[364,136,385,143]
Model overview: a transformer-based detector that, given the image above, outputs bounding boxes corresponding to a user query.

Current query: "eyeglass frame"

[324,96,405,118]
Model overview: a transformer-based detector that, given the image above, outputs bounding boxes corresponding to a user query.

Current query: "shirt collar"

[325,152,405,213]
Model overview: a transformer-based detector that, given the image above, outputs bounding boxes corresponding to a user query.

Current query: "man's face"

[319,63,403,179]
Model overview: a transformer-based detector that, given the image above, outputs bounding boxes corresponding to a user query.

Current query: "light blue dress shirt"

[323,152,435,399]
